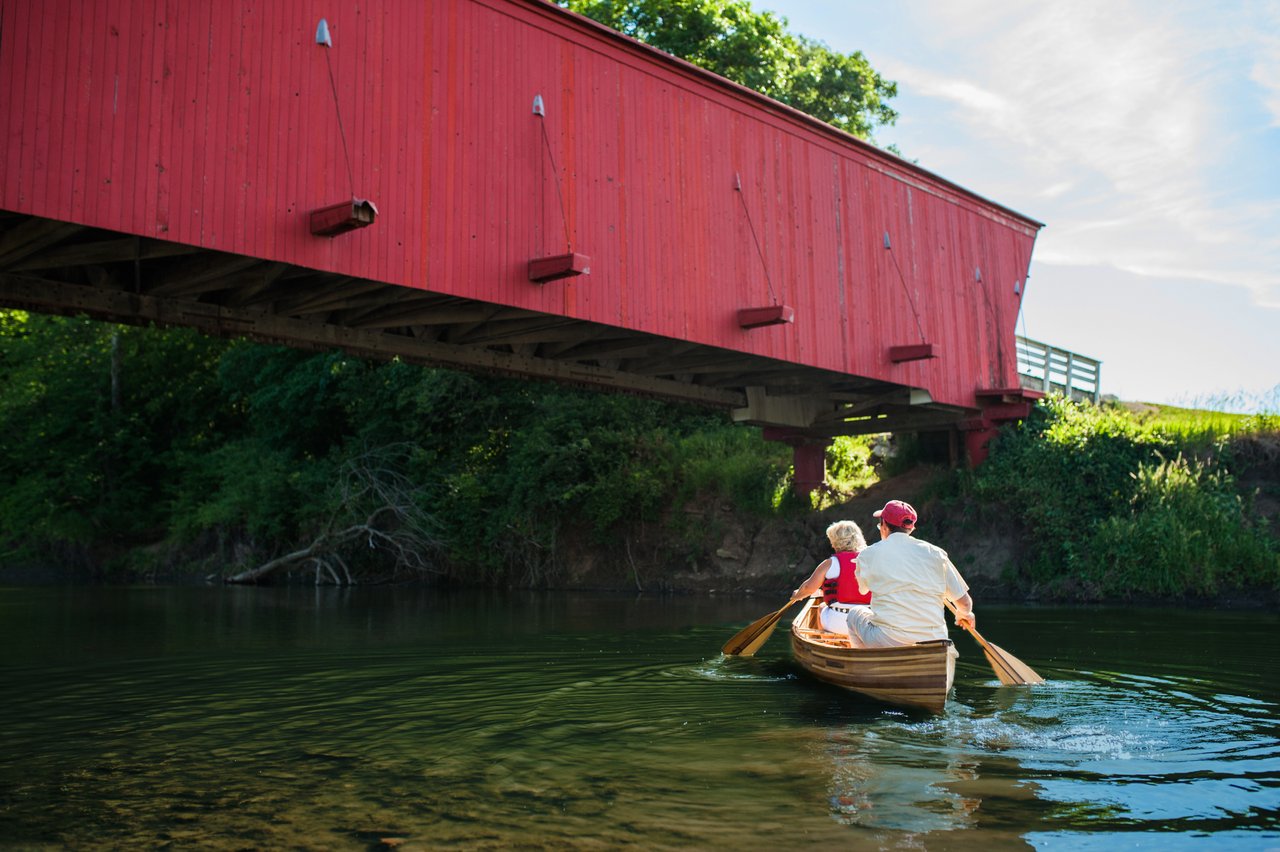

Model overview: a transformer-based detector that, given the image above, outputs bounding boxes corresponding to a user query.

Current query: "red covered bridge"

[0,0,1043,484]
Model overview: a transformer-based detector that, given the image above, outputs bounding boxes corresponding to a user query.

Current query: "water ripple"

[3,590,1278,849]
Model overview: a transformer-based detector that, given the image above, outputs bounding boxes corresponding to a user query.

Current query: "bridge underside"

[0,212,972,439]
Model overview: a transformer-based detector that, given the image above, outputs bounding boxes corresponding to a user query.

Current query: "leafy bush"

[1085,453,1278,596]
[826,435,878,494]
[969,395,1279,597]
[430,388,796,582]
[169,439,332,545]
[970,396,1172,577]
[675,427,796,515]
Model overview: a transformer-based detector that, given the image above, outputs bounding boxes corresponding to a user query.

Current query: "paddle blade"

[721,602,794,656]
[946,599,1044,686]
[980,642,1045,686]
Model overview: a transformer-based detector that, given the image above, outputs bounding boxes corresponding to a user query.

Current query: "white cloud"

[911,76,1009,120]
[1244,2,1280,126]
[1254,63,1280,127]
[1038,181,1075,200]
[880,1,1280,308]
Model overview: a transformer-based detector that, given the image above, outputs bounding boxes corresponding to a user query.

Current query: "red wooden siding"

[0,0,1040,411]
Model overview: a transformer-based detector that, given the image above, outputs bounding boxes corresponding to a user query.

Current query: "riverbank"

[553,440,1280,608]
[6,457,1277,608]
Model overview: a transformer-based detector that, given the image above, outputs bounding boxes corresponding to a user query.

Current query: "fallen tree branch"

[224,444,443,585]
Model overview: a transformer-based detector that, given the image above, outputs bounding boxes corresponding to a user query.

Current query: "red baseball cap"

[873,499,917,527]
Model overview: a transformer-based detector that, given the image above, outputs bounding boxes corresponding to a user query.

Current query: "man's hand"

[949,593,976,630]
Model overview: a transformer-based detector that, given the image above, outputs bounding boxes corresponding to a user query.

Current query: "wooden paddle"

[721,597,804,656]
[946,600,1044,685]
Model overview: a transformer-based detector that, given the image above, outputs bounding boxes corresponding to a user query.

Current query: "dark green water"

[0,587,1276,850]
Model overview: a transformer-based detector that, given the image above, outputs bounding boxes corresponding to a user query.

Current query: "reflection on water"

[0,586,1276,849]
[823,727,982,833]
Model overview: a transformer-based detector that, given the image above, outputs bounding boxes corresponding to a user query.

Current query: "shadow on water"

[0,587,1276,849]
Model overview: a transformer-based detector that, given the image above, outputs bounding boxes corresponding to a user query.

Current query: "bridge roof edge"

[513,0,1045,233]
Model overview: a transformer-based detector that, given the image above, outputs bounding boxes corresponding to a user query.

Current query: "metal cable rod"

[735,173,779,306]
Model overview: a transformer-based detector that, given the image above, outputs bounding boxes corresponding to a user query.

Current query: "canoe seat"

[793,625,853,649]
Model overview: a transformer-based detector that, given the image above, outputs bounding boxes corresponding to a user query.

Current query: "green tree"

[0,313,231,553]
[0,311,797,583]
[561,0,897,140]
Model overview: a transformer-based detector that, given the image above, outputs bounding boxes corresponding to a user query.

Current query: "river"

[0,586,1276,849]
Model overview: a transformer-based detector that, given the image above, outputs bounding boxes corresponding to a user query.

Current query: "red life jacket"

[822,551,871,605]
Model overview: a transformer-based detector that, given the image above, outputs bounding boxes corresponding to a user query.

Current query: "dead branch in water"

[224,445,443,585]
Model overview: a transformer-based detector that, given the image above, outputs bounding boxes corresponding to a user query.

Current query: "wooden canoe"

[789,597,956,714]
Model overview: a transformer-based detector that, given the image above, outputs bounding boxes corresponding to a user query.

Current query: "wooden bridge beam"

[0,273,747,409]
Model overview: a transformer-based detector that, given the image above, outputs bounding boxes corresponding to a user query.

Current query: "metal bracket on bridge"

[888,343,936,362]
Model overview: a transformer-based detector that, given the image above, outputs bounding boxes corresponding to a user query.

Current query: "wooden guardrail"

[1016,335,1102,403]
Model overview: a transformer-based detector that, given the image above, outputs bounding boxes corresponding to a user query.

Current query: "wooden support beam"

[529,252,590,283]
[349,301,512,329]
[539,326,615,358]
[888,343,936,362]
[0,273,746,409]
[459,327,596,347]
[975,402,1034,421]
[976,387,1044,403]
[0,219,82,267]
[731,386,833,428]
[12,236,197,270]
[635,358,753,377]
[443,305,507,343]
[223,262,291,307]
[310,199,377,237]
[818,410,970,437]
[272,277,388,315]
[791,441,829,496]
[708,370,817,389]
[147,254,262,297]
[544,336,662,361]
[450,316,579,346]
[737,305,794,329]
[810,390,903,424]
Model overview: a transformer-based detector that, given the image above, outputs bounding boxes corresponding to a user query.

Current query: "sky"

[759,0,1280,413]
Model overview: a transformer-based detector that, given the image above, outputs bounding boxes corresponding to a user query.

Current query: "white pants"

[820,603,869,636]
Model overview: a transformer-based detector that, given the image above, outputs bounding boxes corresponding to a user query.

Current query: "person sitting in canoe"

[845,500,976,647]
[790,520,871,635]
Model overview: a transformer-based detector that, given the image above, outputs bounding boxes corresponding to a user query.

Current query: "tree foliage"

[561,0,898,140]
[0,313,794,583]
[3,312,1277,598]
[0,313,231,550]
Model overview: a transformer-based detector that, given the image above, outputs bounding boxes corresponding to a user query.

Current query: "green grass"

[1119,401,1270,442]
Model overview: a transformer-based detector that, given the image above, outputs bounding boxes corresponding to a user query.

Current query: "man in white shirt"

[846,499,976,647]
